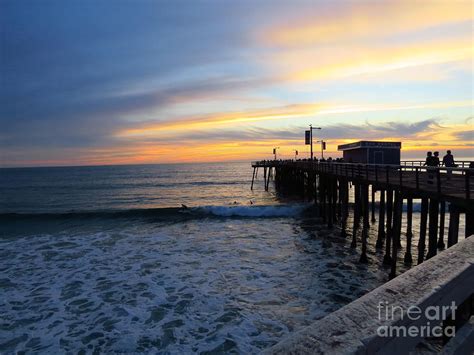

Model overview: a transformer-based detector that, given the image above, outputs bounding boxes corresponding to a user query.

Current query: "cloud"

[262,1,472,46]
[154,119,438,144]
[115,102,325,137]
[1,0,472,166]
[264,35,472,83]
[257,1,473,83]
[0,0,273,149]
[455,130,474,141]
[116,99,471,138]
[0,76,272,150]
[3,117,472,167]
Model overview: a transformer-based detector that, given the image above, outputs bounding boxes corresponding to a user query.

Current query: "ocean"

[0,162,456,353]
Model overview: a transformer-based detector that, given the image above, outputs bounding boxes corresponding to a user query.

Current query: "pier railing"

[401,160,473,168]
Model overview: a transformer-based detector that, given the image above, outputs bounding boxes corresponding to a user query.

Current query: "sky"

[0,0,473,167]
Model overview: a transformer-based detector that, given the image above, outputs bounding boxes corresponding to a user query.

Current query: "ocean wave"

[0,201,442,222]
[0,204,310,221]
[197,204,310,217]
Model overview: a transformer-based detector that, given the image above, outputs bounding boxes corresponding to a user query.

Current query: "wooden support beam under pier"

[390,190,403,278]
[251,160,473,278]
[448,206,460,247]
[417,198,429,264]
[427,198,439,260]
[359,184,369,263]
[376,189,385,249]
[437,200,446,249]
[404,196,413,265]
[383,189,393,265]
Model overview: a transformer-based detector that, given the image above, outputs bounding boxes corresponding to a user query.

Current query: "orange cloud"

[258,1,473,83]
[117,103,325,137]
[9,121,472,167]
[116,99,472,140]
[264,1,472,46]
[269,36,473,82]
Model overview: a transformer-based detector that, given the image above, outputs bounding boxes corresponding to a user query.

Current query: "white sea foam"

[0,217,400,354]
[196,204,310,217]
[2,205,461,353]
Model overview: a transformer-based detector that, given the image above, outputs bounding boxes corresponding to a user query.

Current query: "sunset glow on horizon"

[1,0,473,167]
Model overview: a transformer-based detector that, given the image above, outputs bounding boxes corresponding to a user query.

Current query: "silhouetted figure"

[424,152,435,184]
[424,151,434,166]
[433,151,440,167]
[443,150,455,180]
[442,150,455,167]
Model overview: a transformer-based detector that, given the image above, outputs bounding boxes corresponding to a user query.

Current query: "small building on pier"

[337,141,401,165]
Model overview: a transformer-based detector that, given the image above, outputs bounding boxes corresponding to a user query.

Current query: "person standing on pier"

[424,152,434,166]
[442,150,456,179]
[442,150,455,167]
[433,151,440,166]
[424,151,435,184]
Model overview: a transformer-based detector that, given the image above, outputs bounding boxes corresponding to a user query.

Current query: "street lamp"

[316,140,326,159]
[273,147,280,160]
[309,125,321,160]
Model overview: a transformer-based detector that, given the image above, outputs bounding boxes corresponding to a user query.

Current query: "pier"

[251,160,474,278]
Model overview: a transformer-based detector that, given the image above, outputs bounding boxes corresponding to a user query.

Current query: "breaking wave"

[0,204,311,222]
[197,204,309,217]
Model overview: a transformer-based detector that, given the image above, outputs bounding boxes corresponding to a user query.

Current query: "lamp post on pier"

[308,125,321,160]
[273,147,280,160]
[316,140,326,159]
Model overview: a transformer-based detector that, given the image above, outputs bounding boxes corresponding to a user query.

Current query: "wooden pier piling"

[359,184,369,263]
[340,179,349,238]
[376,189,385,248]
[390,190,403,278]
[427,198,439,259]
[404,197,413,265]
[437,200,446,249]
[251,159,473,278]
[251,167,256,190]
[371,188,376,223]
[383,189,393,265]
[417,197,429,264]
[448,205,460,247]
